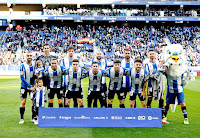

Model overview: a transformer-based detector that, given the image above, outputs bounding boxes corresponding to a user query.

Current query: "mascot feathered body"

[162,44,195,124]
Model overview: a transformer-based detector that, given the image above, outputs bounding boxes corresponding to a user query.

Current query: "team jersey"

[66,67,87,91]
[20,61,36,89]
[36,55,56,69]
[144,59,160,87]
[121,58,135,88]
[87,69,106,91]
[35,67,44,78]
[60,57,84,86]
[130,68,149,94]
[92,58,112,70]
[44,65,67,88]
[104,67,130,91]
[32,86,47,107]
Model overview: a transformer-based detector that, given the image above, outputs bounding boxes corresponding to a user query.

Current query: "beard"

[97,57,101,60]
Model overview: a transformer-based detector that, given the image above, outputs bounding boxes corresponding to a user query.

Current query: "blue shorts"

[166,91,185,105]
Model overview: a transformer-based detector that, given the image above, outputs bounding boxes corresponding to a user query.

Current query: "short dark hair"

[43,44,49,47]
[134,58,143,64]
[68,46,75,51]
[114,59,121,64]
[36,78,43,84]
[51,58,57,62]
[148,49,155,52]
[72,59,79,63]
[92,61,99,65]
[124,49,131,52]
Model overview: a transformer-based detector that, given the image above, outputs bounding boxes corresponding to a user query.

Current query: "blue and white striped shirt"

[87,69,106,91]
[33,86,47,107]
[66,67,87,91]
[121,58,135,88]
[60,57,84,86]
[20,61,36,89]
[104,67,130,91]
[130,68,149,94]
[144,59,160,87]
[44,66,67,88]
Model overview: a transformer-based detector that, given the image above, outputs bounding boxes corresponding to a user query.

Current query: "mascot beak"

[170,55,180,63]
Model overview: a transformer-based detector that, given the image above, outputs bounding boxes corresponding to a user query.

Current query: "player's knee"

[119,100,124,104]
[130,101,134,108]
[49,99,53,103]
[58,99,63,104]
[148,97,152,100]
[65,100,70,105]
[20,99,26,107]
[141,102,146,108]
[108,100,113,104]
[180,103,185,107]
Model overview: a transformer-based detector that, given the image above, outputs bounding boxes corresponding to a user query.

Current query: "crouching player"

[31,78,47,125]
[64,59,88,108]
[87,61,106,108]
[104,60,130,108]
[129,59,148,108]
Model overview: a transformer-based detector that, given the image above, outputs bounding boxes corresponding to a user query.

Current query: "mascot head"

[164,44,188,77]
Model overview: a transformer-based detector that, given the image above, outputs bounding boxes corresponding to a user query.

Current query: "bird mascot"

[161,44,195,124]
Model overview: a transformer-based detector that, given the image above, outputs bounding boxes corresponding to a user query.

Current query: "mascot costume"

[161,44,195,124]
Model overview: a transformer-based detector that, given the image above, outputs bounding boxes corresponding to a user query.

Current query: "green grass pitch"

[0,76,200,137]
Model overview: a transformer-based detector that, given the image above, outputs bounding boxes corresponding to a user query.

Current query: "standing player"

[104,60,129,108]
[36,44,57,93]
[144,49,164,111]
[43,59,67,108]
[121,49,135,108]
[129,59,148,108]
[91,51,113,107]
[87,61,106,108]
[19,51,36,124]
[64,59,88,108]
[60,46,85,107]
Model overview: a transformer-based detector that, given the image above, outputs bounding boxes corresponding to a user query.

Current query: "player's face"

[124,51,131,60]
[38,63,43,68]
[37,80,43,87]
[134,62,142,72]
[96,52,102,60]
[26,53,33,62]
[51,60,57,70]
[72,62,79,72]
[68,49,74,57]
[92,63,99,72]
[149,51,155,60]
[114,63,120,72]
[43,45,50,54]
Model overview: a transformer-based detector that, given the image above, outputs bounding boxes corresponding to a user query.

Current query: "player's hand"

[140,92,146,99]
[35,73,40,78]
[29,87,35,91]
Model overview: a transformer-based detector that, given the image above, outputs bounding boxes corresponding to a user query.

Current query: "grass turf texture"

[0,75,200,138]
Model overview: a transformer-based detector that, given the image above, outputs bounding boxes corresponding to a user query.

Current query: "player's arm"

[44,88,47,102]
[182,67,195,86]
[101,70,107,92]
[20,65,33,90]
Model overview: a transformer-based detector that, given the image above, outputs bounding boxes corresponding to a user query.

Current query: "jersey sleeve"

[144,70,149,81]
[20,65,32,88]
[106,60,113,67]
[103,68,110,77]
[81,68,88,79]
[123,68,130,76]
